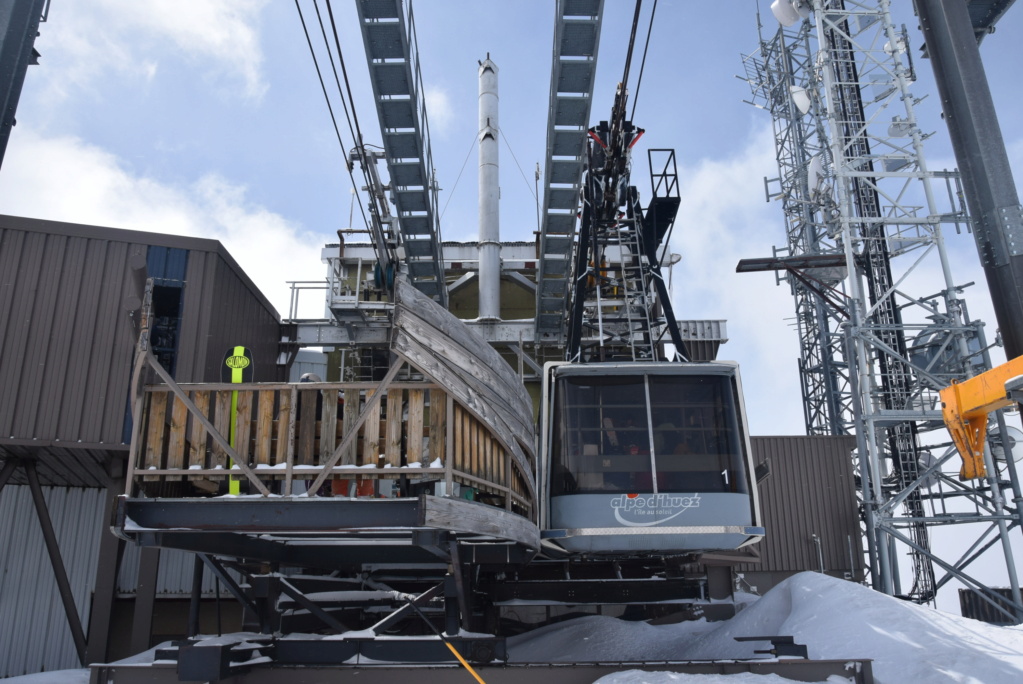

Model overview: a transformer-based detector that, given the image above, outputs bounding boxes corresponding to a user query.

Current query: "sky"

[8,571,1023,683]
[1,0,1022,609]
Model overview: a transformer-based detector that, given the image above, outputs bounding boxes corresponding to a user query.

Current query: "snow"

[7,573,1023,683]
[508,572,1023,683]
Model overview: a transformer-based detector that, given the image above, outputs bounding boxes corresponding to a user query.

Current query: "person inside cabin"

[599,410,647,490]
[653,409,684,456]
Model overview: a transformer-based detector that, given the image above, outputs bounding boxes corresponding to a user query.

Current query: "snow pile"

[510,571,1023,683]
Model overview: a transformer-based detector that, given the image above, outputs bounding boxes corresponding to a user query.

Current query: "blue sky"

[1,0,1022,611]
[0,0,1020,440]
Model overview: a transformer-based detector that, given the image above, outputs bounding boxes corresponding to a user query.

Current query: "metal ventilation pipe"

[478,54,500,320]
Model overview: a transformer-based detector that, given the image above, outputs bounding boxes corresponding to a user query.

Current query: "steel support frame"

[747,0,1022,617]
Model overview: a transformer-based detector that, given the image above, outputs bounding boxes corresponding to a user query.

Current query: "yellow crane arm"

[939,355,1023,480]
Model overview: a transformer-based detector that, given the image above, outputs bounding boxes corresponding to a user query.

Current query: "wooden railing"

[128,381,534,515]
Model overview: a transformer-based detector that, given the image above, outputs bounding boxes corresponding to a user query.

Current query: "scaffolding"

[742,0,1021,619]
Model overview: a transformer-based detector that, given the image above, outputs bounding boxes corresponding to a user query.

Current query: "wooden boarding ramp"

[116,277,539,569]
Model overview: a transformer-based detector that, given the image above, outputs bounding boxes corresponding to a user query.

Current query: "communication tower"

[742,0,1022,618]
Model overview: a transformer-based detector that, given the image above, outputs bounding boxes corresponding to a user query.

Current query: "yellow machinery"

[940,356,1023,480]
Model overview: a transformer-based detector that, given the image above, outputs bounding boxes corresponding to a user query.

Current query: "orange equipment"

[939,355,1023,480]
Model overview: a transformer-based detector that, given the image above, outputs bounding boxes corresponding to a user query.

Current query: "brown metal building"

[0,214,285,487]
[0,214,286,675]
[738,435,865,593]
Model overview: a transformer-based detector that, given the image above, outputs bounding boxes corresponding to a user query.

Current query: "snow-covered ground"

[8,572,1023,683]
[510,572,1023,683]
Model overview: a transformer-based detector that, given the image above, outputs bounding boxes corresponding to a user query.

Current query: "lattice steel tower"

[743,0,1022,619]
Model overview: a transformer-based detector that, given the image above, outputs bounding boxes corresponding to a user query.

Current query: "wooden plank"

[505,452,513,509]
[255,390,275,466]
[407,389,424,465]
[298,389,317,466]
[188,391,210,470]
[143,392,168,482]
[421,496,539,549]
[342,389,360,466]
[385,388,403,472]
[453,405,463,471]
[275,390,293,467]
[166,395,188,481]
[467,411,474,479]
[428,389,446,467]
[319,388,338,466]
[234,391,253,471]
[363,389,381,468]
[445,394,454,491]
[213,391,232,470]
[283,387,297,494]
[484,433,493,490]
[465,415,474,479]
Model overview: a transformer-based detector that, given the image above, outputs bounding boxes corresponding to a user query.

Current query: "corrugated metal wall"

[0,223,139,445]
[0,215,285,444]
[741,436,863,576]
[203,253,287,382]
[117,544,236,597]
[0,486,106,677]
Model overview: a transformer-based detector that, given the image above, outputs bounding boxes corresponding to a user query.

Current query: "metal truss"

[536,0,605,342]
[744,0,1022,620]
[356,0,446,305]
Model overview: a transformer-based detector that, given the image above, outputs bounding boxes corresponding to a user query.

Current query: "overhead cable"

[630,0,658,121]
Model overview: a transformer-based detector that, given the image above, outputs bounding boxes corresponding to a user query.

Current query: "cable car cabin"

[539,362,763,556]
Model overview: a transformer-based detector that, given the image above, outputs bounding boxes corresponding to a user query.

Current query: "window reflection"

[550,373,748,496]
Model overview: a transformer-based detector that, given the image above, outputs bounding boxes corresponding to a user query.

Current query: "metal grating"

[357,0,447,307]
[535,0,604,341]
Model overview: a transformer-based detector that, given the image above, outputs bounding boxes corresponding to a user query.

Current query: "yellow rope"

[444,641,487,684]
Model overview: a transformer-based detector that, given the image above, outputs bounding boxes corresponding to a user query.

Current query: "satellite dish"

[990,426,1023,463]
[807,154,825,194]
[790,85,812,115]
[771,0,803,27]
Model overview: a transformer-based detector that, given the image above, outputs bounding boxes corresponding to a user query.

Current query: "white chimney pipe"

[478,54,500,320]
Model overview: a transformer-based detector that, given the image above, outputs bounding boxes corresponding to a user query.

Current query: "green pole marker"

[223,346,253,495]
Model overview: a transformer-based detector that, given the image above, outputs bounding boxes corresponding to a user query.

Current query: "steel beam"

[85,480,127,664]
[0,0,46,169]
[24,461,88,665]
[130,547,161,655]
[916,0,1023,358]
[87,658,874,684]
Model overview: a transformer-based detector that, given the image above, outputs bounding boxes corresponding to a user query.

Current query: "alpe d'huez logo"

[611,492,701,527]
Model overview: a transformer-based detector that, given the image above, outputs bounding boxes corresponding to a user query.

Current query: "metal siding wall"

[0,229,38,436]
[0,486,106,677]
[204,255,284,382]
[741,436,862,575]
[1,216,280,444]
[118,544,236,596]
[0,225,138,445]
[174,251,215,383]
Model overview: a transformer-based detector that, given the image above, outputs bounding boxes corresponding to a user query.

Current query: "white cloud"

[666,123,806,435]
[37,0,268,105]
[0,129,324,319]
[424,86,454,136]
